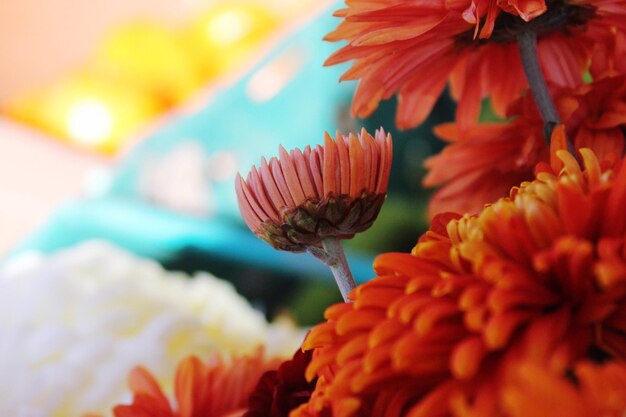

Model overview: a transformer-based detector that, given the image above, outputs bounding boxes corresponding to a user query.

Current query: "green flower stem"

[517,30,561,141]
[308,238,357,302]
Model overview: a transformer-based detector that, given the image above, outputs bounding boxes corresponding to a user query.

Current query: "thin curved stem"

[517,30,561,141]
[307,238,356,302]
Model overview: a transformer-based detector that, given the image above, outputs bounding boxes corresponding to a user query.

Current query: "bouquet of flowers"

[17,0,626,415]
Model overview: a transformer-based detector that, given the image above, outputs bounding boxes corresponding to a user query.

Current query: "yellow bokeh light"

[205,10,253,46]
[66,99,113,146]
[4,72,161,155]
[185,4,279,78]
[93,22,202,105]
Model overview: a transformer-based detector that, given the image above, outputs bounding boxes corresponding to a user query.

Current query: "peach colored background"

[0,0,317,103]
[0,0,205,103]
[0,118,103,255]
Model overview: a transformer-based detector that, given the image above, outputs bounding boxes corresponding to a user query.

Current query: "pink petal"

[235,174,262,231]
[249,166,278,220]
[259,157,286,211]
[291,147,317,199]
[241,174,270,222]
[270,157,295,208]
[279,145,306,206]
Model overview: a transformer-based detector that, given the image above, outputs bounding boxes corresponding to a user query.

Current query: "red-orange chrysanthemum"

[591,28,626,78]
[236,128,392,252]
[93,351,277,417]
[295,149,626,417]
[560,75,626,158]
[423,94,546,215]
[325,0,626,129]
[424,75,626,215]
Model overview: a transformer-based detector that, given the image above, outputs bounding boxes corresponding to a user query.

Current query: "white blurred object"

[138,142,240,216]
[139,141,213,216]
[66,99,114,146]
[0,241,303,417]
[246,47,306,103]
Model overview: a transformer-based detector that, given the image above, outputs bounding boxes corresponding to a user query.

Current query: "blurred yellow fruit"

[5,73,161,155]
[184,3,279,78]
[92,21,202,106]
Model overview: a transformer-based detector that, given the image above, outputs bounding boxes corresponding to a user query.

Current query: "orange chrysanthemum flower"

[235,128,392,252]
[503,357,626,417]
[296,149,626,417]
[561,75,626,158]
[92,352,277,417]
[424,75,626,215]
[325,0,626,129]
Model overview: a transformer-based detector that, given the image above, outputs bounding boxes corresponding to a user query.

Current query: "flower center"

[456,0,597,46]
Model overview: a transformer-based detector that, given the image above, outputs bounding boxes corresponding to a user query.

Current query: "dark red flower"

[244,349,319,417]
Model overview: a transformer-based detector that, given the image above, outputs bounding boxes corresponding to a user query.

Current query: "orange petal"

[549,124,568,173]
[451,336,487,379]
[349,132,366,198]
[336,131,351,195]
[175,356,209,417]
[308,145,325,196]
